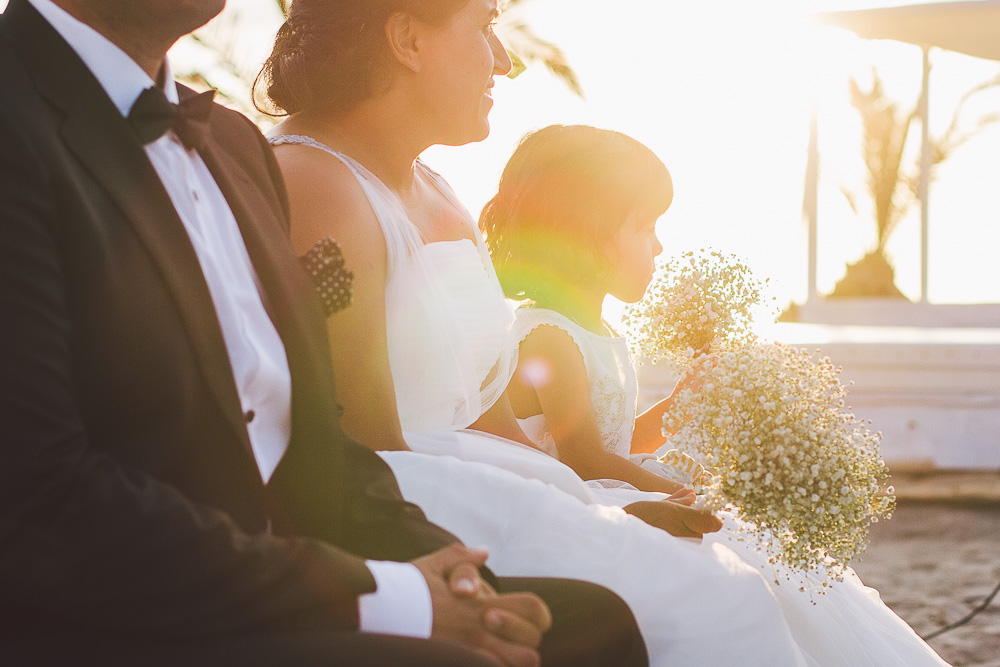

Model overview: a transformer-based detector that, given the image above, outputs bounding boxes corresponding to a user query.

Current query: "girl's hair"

[255,0,468,116]
[482,124,672,305]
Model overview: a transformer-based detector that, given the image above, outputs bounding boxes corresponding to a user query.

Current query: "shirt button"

[245,409,256,423]
[192,190,200,202]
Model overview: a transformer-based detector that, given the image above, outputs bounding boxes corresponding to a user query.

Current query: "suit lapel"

[196,119,353,523]
[5,0,253,459]
[197,127,339,437]
[196,132,288,326]
[190,99,331,407]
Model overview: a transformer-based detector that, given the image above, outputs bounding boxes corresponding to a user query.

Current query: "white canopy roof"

[819,0,1000,61]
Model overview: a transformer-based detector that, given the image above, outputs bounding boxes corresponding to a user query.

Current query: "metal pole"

[919,46,931,303]
[806,103,819,305]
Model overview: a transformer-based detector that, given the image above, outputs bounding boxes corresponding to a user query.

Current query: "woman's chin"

[438,121,492,147]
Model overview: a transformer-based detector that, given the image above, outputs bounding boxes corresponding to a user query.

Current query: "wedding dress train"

[511,307,950,667]
[273,135,948,666]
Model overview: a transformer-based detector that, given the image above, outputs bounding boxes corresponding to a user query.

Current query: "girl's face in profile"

[605,211,664,303]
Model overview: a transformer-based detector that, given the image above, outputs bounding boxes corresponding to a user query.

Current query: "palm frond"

[843,67,1000,254]
[497,17,583,98]
[838,185,859,216]
[175,13,277,126]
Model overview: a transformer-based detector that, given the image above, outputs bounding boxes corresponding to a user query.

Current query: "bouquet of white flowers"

[624,249,894,584]
[664,343,895,585]
[621,250,770,367]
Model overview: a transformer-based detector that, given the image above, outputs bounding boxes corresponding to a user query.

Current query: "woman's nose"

[492,33,513,76]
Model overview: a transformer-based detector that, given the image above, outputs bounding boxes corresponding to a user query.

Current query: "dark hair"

[255,0,467,116]
[481,124,673,305]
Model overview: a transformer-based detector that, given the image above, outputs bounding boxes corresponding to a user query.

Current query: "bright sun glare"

[422,0,1000,315]
[6,0,995,313]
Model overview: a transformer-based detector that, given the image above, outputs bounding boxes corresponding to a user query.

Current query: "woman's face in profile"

[415,0,512,146]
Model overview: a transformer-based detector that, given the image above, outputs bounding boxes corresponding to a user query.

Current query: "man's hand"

[412,544,552,667]
[624,499,722,538]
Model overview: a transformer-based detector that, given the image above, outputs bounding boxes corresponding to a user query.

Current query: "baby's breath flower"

[622,250,774,366]
[631,252,893,587]
[663,343,895,586]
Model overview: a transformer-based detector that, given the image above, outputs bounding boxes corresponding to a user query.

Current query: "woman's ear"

[385,11,423,72]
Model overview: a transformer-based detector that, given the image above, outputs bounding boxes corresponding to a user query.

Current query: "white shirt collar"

[26,0,179,116]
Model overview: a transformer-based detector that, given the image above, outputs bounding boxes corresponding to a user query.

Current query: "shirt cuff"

[358,560,433,638]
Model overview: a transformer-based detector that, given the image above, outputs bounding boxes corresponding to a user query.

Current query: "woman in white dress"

[257,1,938,664]
[483,124,950,666]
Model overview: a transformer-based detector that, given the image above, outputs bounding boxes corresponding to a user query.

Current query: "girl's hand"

[673,352,717,396]
[623,500,722,539]
[634,354,719,448]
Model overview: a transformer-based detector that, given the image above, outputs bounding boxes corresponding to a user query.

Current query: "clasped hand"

[413,544,551,667]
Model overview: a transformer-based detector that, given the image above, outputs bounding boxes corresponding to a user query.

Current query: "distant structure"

[641,3,1000,471]
[797,0,1000,327]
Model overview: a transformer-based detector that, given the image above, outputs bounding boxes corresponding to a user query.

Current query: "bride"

[259,0,947,664]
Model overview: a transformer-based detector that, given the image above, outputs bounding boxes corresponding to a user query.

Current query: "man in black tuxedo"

[0,0,647,664]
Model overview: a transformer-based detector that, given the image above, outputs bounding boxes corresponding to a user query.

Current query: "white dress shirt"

[28,0,432,639]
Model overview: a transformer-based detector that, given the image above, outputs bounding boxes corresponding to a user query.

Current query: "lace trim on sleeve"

[511,308,590,362]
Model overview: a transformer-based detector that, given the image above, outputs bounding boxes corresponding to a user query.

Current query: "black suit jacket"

[0,0,458,639]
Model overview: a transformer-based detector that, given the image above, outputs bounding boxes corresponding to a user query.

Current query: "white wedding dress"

[273,135,947,666]
[511,307,950,667]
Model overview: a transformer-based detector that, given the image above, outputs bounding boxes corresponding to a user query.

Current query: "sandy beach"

[851,496,1000,666]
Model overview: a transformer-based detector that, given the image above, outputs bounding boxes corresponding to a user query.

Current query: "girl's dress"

[512,307,950,666]
[271,135,946,666]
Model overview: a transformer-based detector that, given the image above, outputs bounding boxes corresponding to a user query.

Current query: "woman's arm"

[507,325,684,494]
[276,145,409,452]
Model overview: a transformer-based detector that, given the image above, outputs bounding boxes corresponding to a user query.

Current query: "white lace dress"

[272,135,944,666]
[512,307,950,666]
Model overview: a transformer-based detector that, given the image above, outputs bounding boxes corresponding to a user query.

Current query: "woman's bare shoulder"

[271,141,384,262]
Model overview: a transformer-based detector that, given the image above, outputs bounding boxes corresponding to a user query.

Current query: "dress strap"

[268,133,429,276]
[268,133,334,153]
[268,134,374,184]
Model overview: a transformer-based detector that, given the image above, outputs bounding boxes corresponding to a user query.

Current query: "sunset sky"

[432,0,1000,311]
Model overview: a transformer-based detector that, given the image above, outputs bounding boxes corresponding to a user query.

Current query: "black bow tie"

[128,87,215,151]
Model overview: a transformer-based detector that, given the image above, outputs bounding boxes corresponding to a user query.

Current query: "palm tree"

[829,68,1000,299]
[176,0,582,126]
[497,0,582,97]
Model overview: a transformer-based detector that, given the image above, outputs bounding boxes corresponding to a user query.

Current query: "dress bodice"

[270,135,516,432]
[385,238,513,431]
[512,308,638,459]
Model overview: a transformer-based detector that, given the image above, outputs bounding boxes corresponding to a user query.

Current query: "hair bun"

[254,0,468,117]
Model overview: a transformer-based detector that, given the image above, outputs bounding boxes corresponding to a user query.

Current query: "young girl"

[483,124,698,496]
[482,124,950,666]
